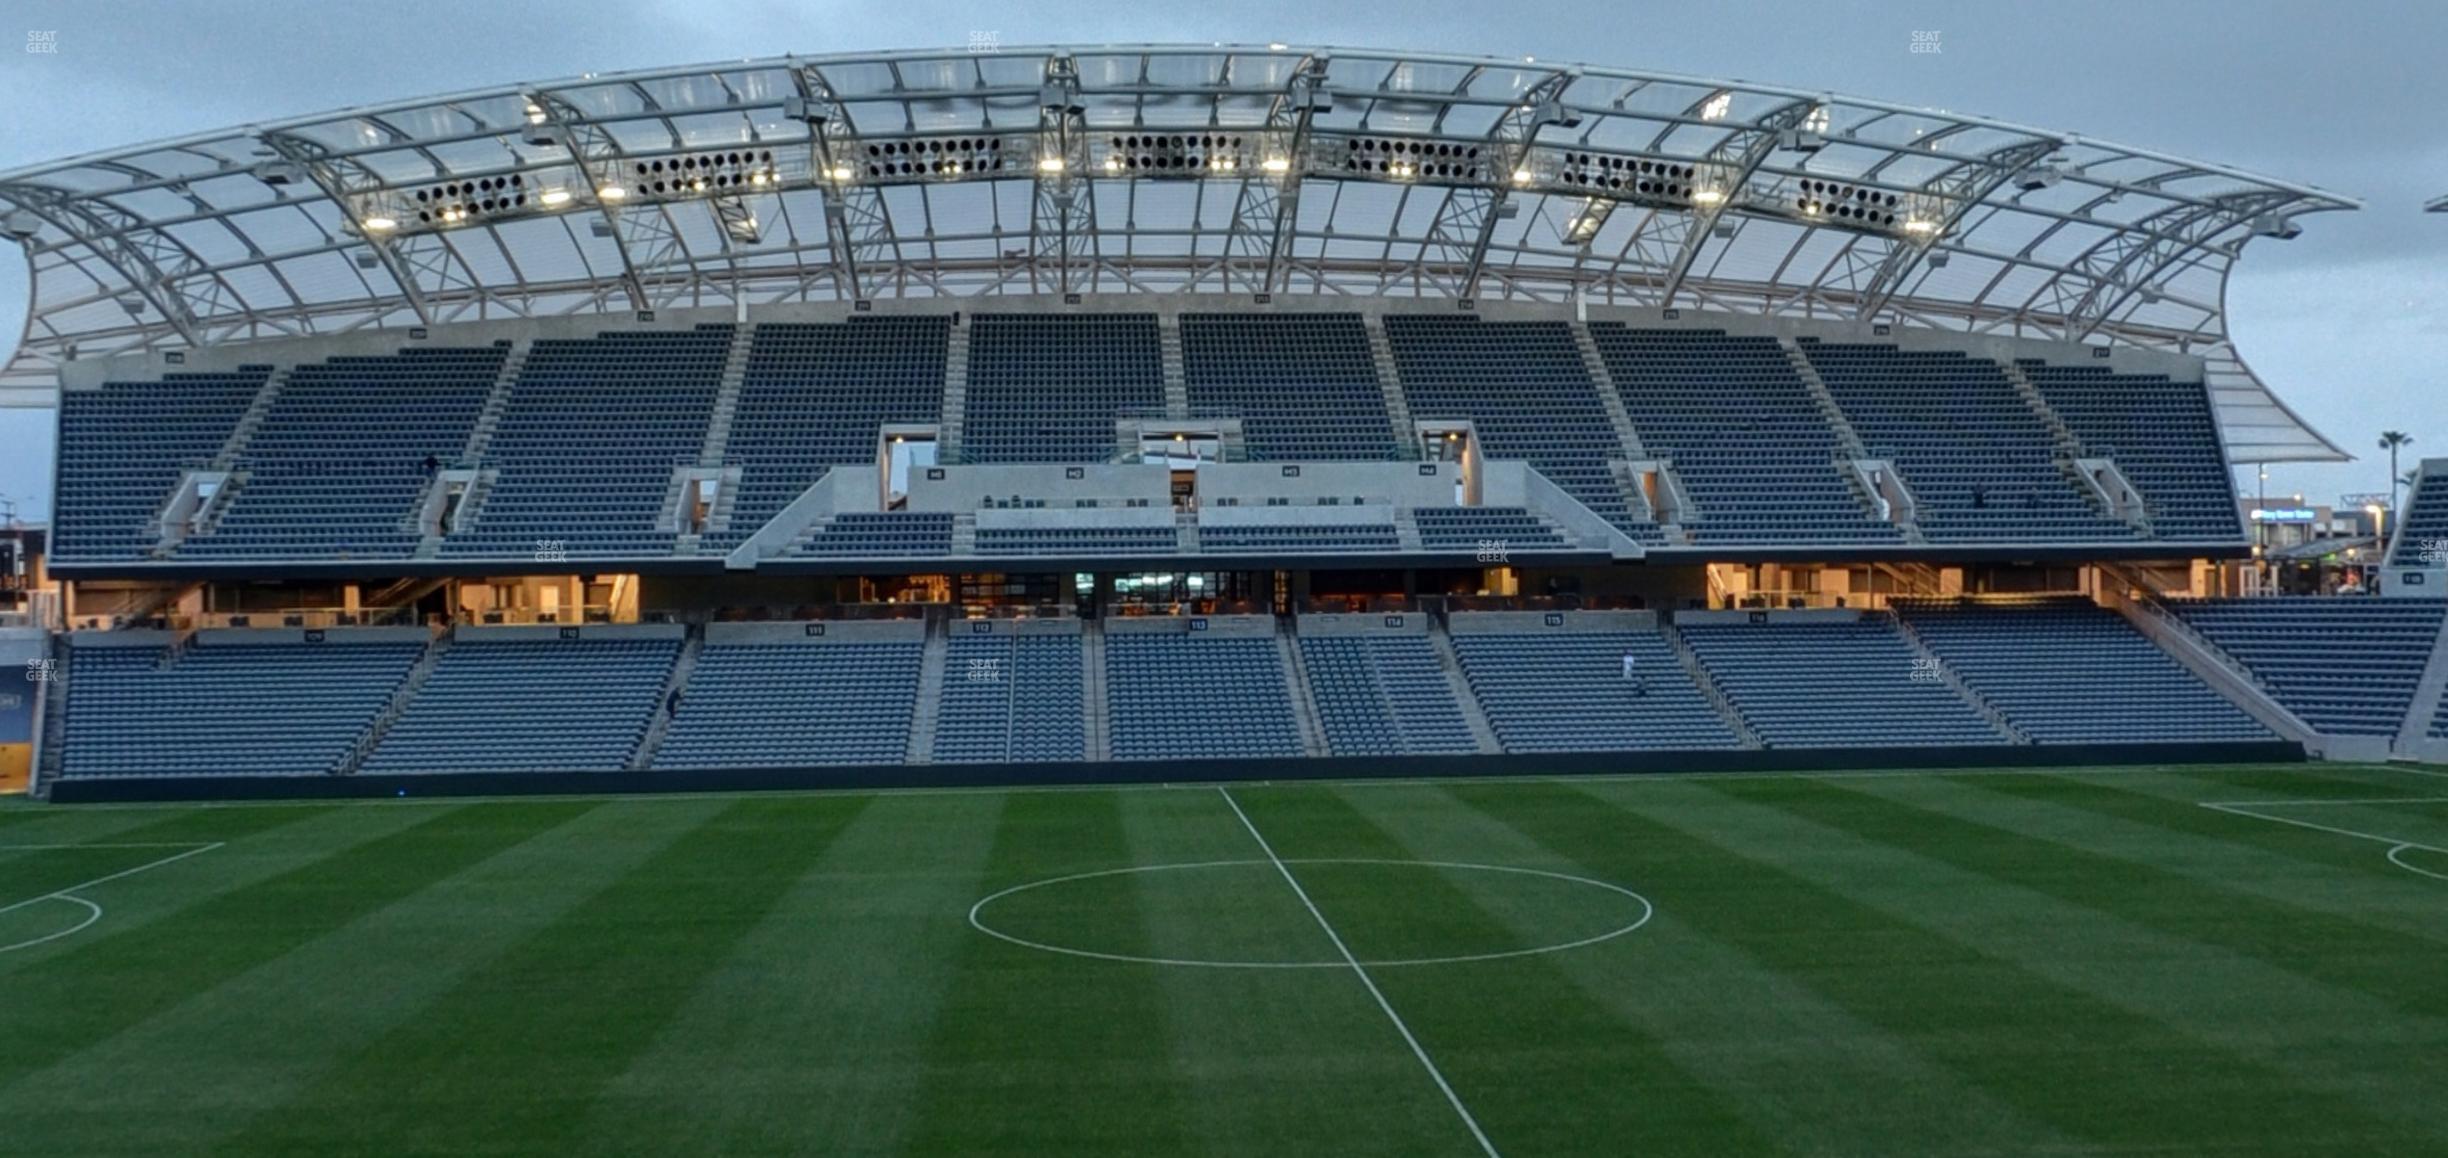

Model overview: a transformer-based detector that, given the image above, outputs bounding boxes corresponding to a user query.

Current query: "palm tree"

[2379,431,2414,507]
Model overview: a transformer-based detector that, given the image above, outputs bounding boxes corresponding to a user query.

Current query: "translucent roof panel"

[0,43,2357,460]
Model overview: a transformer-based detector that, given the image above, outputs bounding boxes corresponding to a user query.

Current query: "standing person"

[1622,651,1646,697]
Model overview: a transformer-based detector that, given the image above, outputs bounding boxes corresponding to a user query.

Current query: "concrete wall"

[1445,609,1658,634]
[1296,611,1430,637]
[905,463,1169,513]
[1101,613,1277,638]
[1197,460,1457,507]
[703,619,927,645]
[192,626,432,646]
[454,623,685,643]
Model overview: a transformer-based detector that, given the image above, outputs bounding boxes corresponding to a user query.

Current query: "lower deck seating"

[1451,630,1739,752]
[1896,598,2270,743]
[976,527,1175,556]
[1106,633,1304,759]
[1678,616,2007,748]
[654,641,921,768]
[933,634,1086,763]
[2165,598,2447,736]
[59,639,424,778]
[362,638,676,773]
[1298,635,1478,756]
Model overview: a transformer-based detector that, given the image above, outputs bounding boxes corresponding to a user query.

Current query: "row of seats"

[362,639,676,773]
[2389,468,2448,568]
[655,641,922,768]
[2021,362,2243,542]
[1678,616,2007,748]
[54,319,2259,565]
[1452,630,1741,752]
[441,326,729,558]
[60,639,421,777]
[1593,326,1899,544]
[1384,316,1664,544]
[1183,313,1403,461]
[182,347,504,559]
[710,317,949,551]
[1895,598,2271,743]
[934,634,1088,763]
[55,598,2328,778]
[2166,598,2446,736]
[1804,340,2138,544]
[1298,634,1478,755]
[53,368,268,560]
[1105,633,1306,760]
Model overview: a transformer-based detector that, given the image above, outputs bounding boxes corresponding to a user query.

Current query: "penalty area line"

[2201,802,2448,883]
[0,842,225,922]
[1216,786,1502,1158]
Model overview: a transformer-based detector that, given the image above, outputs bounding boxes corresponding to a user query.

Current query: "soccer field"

[3,764,2446,1156]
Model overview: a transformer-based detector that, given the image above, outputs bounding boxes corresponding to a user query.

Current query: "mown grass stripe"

[0,801,567,1094]
[1999,772,2448,888]
[907,790,1197,1156]
[213,795,868,1156]
[1512,778,2411,1155]
[4,799,711,1156]
[572,793,1006,1157]
[1739,776,2448,1017]
[1233,784,1779,1157]
[1382,781,2077,1157]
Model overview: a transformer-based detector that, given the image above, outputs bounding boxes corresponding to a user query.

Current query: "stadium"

[1,34,2445,1157]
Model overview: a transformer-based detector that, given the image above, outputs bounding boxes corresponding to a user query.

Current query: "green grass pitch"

[3,763,2446,1156]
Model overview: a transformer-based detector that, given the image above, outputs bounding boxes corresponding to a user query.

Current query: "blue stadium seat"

[1896,598,2270,743]
[362,637,677,773]
[1105,633,1304,759]
[60,638,422,777]
[654,640,921,768]
[2166,598,2446,735]
[1451,629,1739,752]
[1298,634,1478,756]
[1678,616,2007,748]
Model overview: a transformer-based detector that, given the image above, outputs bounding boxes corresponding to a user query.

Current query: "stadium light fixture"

[1038,156,1067,174]
[1691,187,1726,205]
[1902,217,1938,234]
[1699,92,1732,122]
[1262,156,1291,174]
[1511,166,1533,185]
[360,214,399,232]
[2252,213,2303,239]
[0,211,39,240]
[539,189,572,207]
[827,164,855,182]
[597,184,628,201]
[2015,163,2063,192]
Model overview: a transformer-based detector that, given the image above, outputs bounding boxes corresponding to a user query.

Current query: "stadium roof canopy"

[0,43,2358,460]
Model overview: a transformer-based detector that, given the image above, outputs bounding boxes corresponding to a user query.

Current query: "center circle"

[967,858,1653,969]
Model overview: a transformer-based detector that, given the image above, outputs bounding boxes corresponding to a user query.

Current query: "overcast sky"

[1,0,2440,524]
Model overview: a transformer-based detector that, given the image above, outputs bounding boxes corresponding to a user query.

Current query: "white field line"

[2388,845,2448,882]
[18,762,2196,813]
[0,842,224,954]
[2201,801,2448,884]
[1217,786,1501,1158]
[2199,797,2448,808]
